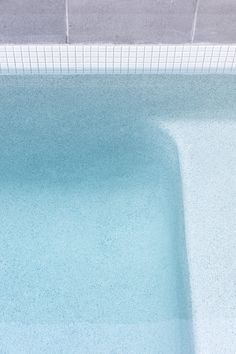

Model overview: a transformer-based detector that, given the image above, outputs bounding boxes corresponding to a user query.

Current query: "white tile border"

[0,44,236,74]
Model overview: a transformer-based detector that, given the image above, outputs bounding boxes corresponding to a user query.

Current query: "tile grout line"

[65,0,69,44]
[1,44,236,74]
[191,0,200,43]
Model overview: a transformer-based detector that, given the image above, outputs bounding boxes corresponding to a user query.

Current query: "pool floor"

[0,76,196,353]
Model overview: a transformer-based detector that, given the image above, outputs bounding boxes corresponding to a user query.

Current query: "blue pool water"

[2,75,235,353]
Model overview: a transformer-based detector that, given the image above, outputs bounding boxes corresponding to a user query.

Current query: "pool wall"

[0,44,236,75]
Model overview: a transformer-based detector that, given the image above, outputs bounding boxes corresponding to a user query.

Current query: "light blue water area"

[2,75,234,353]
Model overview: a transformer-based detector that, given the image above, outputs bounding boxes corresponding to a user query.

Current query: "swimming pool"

[0,75,236,353]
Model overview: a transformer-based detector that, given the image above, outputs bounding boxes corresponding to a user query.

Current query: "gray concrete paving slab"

[68,0,196,43]
[194,0,236,43]
[0,0,235,46]
[0,0,66,43]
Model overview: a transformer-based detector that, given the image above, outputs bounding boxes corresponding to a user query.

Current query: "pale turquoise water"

[3,75,235,353]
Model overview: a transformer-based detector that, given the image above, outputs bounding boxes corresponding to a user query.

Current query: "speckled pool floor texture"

[0,75,236,353]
